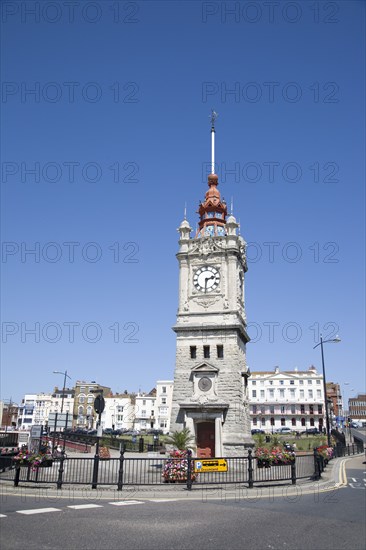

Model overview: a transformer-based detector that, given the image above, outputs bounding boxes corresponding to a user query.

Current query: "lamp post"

[313,335,341,446]
[53,370,71,413]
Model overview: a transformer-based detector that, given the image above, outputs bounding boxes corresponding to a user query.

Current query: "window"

[141,410,146,417]
[252,390,257,398]
[260,406,265,414]
[291,405,296,414]
[281,406,285,414]
[279,389,285,398]
[86,406,92,415]
[162,386,167,393]
[309,390,313,398]
[117,406,123,412]
[261,417,265,426]
[269,389,274,398]
[300,389,304,398]
[190,346,197,359]
[252,381,256,386]
[203,346,210,359]
[260,390,265,398]
[309,405,314,415]
[252,405,257,414]
[78,395,85,404]
[308,380,312,385]
[78,406,83,414]
[270,405,274,414]
[290,380,294,385]
[269,381,273,385]
[281,418,286,426]
[280,380,284,385]
[292,418,296,426]
[253,417,257,425]
[300,404,305,414]
[310,418,314,426]
[299,380,304,385]
[318,405,323,414]
[290,389,295,397]
[161,398,167,405]
[217,345,224,358]
[316,380,321,385]
[270,417,275,426]
[87,395,93,403]
[80,387,85,392]
[88,387,93,393]
[142,399,146,406]
[317,390,321,398]
[301,418,306,426]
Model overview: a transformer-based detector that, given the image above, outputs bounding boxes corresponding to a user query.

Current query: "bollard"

[57,450,66,490]
[186,449,193,491]
[14,463,20,487]
[91,453,100,490]
[139,437,144,453]
[291,456,296,485]
[117,444,125,491]
[248,449,253,488]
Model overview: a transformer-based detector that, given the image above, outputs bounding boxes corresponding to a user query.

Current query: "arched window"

[79,394,85,404]
[86,406,92,415]
[310,418,314,426]
[270,417,275,426]
[301,418,306,426]
[253,417,257,425]
[87,395,94,404]
[78,405,83,414]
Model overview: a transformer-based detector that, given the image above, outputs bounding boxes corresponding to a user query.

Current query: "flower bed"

[255,446,295,467]
[162,450,197,483]
[316,445,333,463]
[13,450,53,471]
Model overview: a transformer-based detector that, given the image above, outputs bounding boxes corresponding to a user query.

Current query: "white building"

[249,366,325,432]
[17,391,74,431]
[134,391,157,432]
[102,395,135,431]
[156,380,173,434]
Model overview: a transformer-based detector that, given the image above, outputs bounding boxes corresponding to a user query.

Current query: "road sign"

[194,459,228,473]
[30,425,42,438]
[94,395,105,414]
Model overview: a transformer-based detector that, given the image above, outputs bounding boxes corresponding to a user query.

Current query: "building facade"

[156,380,173,434]
[349,394,366,423]
[134,390,157,432]
[72,381,111,428]
[249,366,325,432]
[102,395,135,431]
[170,120,252,457]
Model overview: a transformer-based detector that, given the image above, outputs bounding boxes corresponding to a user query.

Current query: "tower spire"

[210,110,218,174]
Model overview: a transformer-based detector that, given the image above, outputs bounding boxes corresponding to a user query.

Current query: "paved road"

[0,456,365,550]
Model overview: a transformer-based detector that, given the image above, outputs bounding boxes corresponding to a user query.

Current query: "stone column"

[215,415,222,457]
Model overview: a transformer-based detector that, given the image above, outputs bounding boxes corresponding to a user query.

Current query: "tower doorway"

[196,421,215,458]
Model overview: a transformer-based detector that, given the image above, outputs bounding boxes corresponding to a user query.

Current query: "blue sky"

[1,0,365,407]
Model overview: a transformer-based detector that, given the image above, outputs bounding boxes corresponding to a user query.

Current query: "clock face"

[198,376,212,392]
[193,265,220,293]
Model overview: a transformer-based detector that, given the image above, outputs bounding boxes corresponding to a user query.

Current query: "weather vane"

[210,109,218,130]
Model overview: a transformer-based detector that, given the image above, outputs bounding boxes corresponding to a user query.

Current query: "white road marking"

[17,508,61,515]
[149,499,179,502]
[0,514,7,518]
[67,504,103,510]
[351,477,357,482]
[109,500,144,506]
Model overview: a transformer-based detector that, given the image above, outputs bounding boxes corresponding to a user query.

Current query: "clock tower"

[170,114,253,457]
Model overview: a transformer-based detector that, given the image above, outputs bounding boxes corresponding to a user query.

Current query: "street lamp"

[53,370,71,413]
[313,335,341,446]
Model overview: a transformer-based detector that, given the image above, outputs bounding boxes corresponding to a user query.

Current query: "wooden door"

[196,422,215,458]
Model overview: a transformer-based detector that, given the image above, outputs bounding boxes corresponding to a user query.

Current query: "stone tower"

[170,117,253,457]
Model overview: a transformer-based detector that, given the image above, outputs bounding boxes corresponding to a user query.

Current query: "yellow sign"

[194,459,228,473]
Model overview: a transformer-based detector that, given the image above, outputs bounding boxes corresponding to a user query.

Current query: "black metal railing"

[1,442,363,491]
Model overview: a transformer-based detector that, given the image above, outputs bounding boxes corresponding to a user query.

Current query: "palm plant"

[165,428,194,450]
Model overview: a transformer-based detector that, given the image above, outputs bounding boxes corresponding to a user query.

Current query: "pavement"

[1,450,362,502]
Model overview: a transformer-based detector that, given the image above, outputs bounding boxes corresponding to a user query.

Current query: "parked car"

[102,428,113,435]
[305,427,320,435]
[275,427,292,434]
[251,429,265,435]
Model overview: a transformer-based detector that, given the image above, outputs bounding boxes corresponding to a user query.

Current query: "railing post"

[14,463,20,487]
[57,450,66,490]
[186,449,192,491]
[248,449,253,488]
[291,456,296,485]
[313,448,321,480]
[117,444,125,491]
[92,448,100,490]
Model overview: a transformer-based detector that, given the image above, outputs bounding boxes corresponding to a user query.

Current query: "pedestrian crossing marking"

[17,508,61,515]
[109,500,144,506]
[67,504,103,510]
